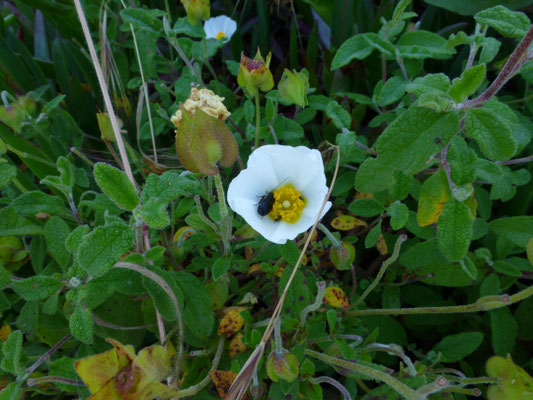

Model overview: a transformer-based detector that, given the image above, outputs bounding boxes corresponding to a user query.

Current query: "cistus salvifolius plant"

[1,1,533,400]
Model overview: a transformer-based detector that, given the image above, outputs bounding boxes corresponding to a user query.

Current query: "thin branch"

[351,234,407,308]
[347,285,533,317]
[461,25,533,108]
[25,333,72,377]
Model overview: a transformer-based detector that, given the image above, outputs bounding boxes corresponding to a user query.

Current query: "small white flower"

[228,145,332,244]
[203,15,237,42]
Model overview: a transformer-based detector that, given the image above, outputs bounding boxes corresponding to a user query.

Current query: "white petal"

[223,17,237,40]
[203,20,217,39]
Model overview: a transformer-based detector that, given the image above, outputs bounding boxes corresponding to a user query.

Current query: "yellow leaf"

[417,170,451,227]
[331,215,367,230]
[323,286,349,309]
[0,325,11,342]
[88,379,121,400]
[377,234,388,255]
[127,381,178,400]
[75,348,121,394]
[133,345,171,382]
[217,310,245,337]
[229,333,247,358]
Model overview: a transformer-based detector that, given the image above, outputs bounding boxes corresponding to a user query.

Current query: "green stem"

[203,38,219,82]
[318,223,341,248]
[213,173,231,254]
[193,195,221,235]
[254,92,261,149]
[12,177,27,193]
[351,234,407,309]
[6,144,56,168]
[27,376,84,387]
[305,349,420,400]
[347,285,533,317]
[70,147,94,167]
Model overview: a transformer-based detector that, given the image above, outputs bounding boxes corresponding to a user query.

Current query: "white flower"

[227,145,332,244]
[203,15,237,42]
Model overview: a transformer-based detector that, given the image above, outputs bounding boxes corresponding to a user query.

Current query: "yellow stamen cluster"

[268,184,305,223]
[216,31,226,40]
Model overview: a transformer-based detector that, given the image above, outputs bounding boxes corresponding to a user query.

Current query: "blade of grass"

[73,0,137,188]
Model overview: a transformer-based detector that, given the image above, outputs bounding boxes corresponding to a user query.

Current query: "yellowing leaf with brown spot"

[229,333,247,358]
[377,234,388,255]
[355,192,374,200]
[217,310,245,337]
[417,169,451,227]
[210,370,251,399]
[323,286,349,309]
[331,215,367,231]
[527,237,533,266]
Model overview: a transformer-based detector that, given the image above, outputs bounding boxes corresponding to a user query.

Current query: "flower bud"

[266,350,299,382]
[278,69,309,107]
[237,50,274,97]
[329,242,355,271]
[181,0,210,25]
[175,106,237,176]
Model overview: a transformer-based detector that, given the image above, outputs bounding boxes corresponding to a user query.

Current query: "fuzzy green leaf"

[388,201,409,230]
[0,164,16,189]
[433,332,483,362]
[325,101,351,130]
[448,64,486,102]
[12,191,67,216]
[465,108,517,161]
[348,198,384,217]
[376,77,407,106]
[406,73,451,96]
[448,136,477,186]
[489,216,533,247]
[0,382,22,399]
[331,33,394,70]
[437,199,473,262]
[77,222,134,277]
[356,108,460,193]
[141,171,198,205]
[93,162,139,211]
[65,225,90,254]
[44,216,70,271]
[491,307,517,356]
[0,207,43,236]
[11,275,63,301]
[69,302,93,344]
[396,30,455,59]
[475,5,530,39]
[137,198,169,229]
[0,330,23,375]
[174,271,214,342]
[212,255,231,282]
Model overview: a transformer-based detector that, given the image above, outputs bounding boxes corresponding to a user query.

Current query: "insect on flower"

[228,145,331,244]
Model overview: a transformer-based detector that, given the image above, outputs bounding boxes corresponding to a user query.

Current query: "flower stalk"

[214,173,231,254]
[305,349,420,400]
[254,92,261,149]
